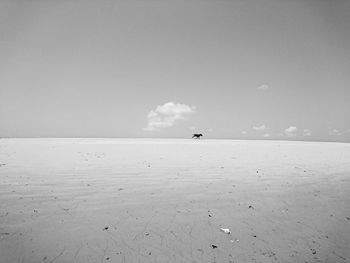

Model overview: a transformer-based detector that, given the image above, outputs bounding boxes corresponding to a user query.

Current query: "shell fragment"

[220,228,231,234]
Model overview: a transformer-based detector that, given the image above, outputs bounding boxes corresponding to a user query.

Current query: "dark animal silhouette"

[192,133,203,139]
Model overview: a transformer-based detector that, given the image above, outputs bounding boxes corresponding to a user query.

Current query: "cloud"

[144,102,196,131]
[346,129,350,133]
[253,124,267,131]
[285,126,297,137]
[263,133,270,138]
[303,129,312,136]
[329,129,341,136]
[241,130,247,135]
[257,84,269,91]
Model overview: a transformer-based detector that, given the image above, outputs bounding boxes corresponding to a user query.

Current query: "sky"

[0,0,350,142]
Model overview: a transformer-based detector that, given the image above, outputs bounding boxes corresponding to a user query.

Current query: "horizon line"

[1,137,349,144]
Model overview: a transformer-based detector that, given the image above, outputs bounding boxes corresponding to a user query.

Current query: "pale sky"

[1,0,350,142]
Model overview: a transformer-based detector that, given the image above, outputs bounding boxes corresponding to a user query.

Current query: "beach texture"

[1,139,350,263]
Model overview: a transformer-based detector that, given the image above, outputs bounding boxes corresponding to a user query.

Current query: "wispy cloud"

[263,133,270,138]
[257,84,270,91]
[253,124,267,131]
[241,130,247,135]
[285,126,297,137]
[303,129,312,136]
[144,102,196,131]
[329,129,341,136]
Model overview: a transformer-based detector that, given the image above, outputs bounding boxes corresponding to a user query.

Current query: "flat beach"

[1,139,350,263]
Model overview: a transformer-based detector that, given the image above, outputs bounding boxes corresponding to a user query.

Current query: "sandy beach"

[0,138,349,263]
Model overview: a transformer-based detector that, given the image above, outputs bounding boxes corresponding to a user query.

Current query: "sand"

[0,138,350,263]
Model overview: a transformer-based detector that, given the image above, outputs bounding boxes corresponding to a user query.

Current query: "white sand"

[0,138,350,263]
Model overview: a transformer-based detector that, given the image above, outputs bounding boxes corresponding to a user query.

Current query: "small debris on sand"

[248,205,254,209]
[211,245,218,249]
[311,248,317,254]
[105,257,110,260]
[208,210,213,217]
[346,217,350,220]
[220,228,231,234]
[103,227,109,231]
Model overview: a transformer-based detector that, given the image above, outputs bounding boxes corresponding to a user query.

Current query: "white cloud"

[257,84,269,91]
[241,130,247,135]
[329,129,341,136]
[263,133,270,137]
[285,126,298,137]
[253,124,267,131]
[144,102,196,131]
[303,129,312,136]
[345,129,350,133]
